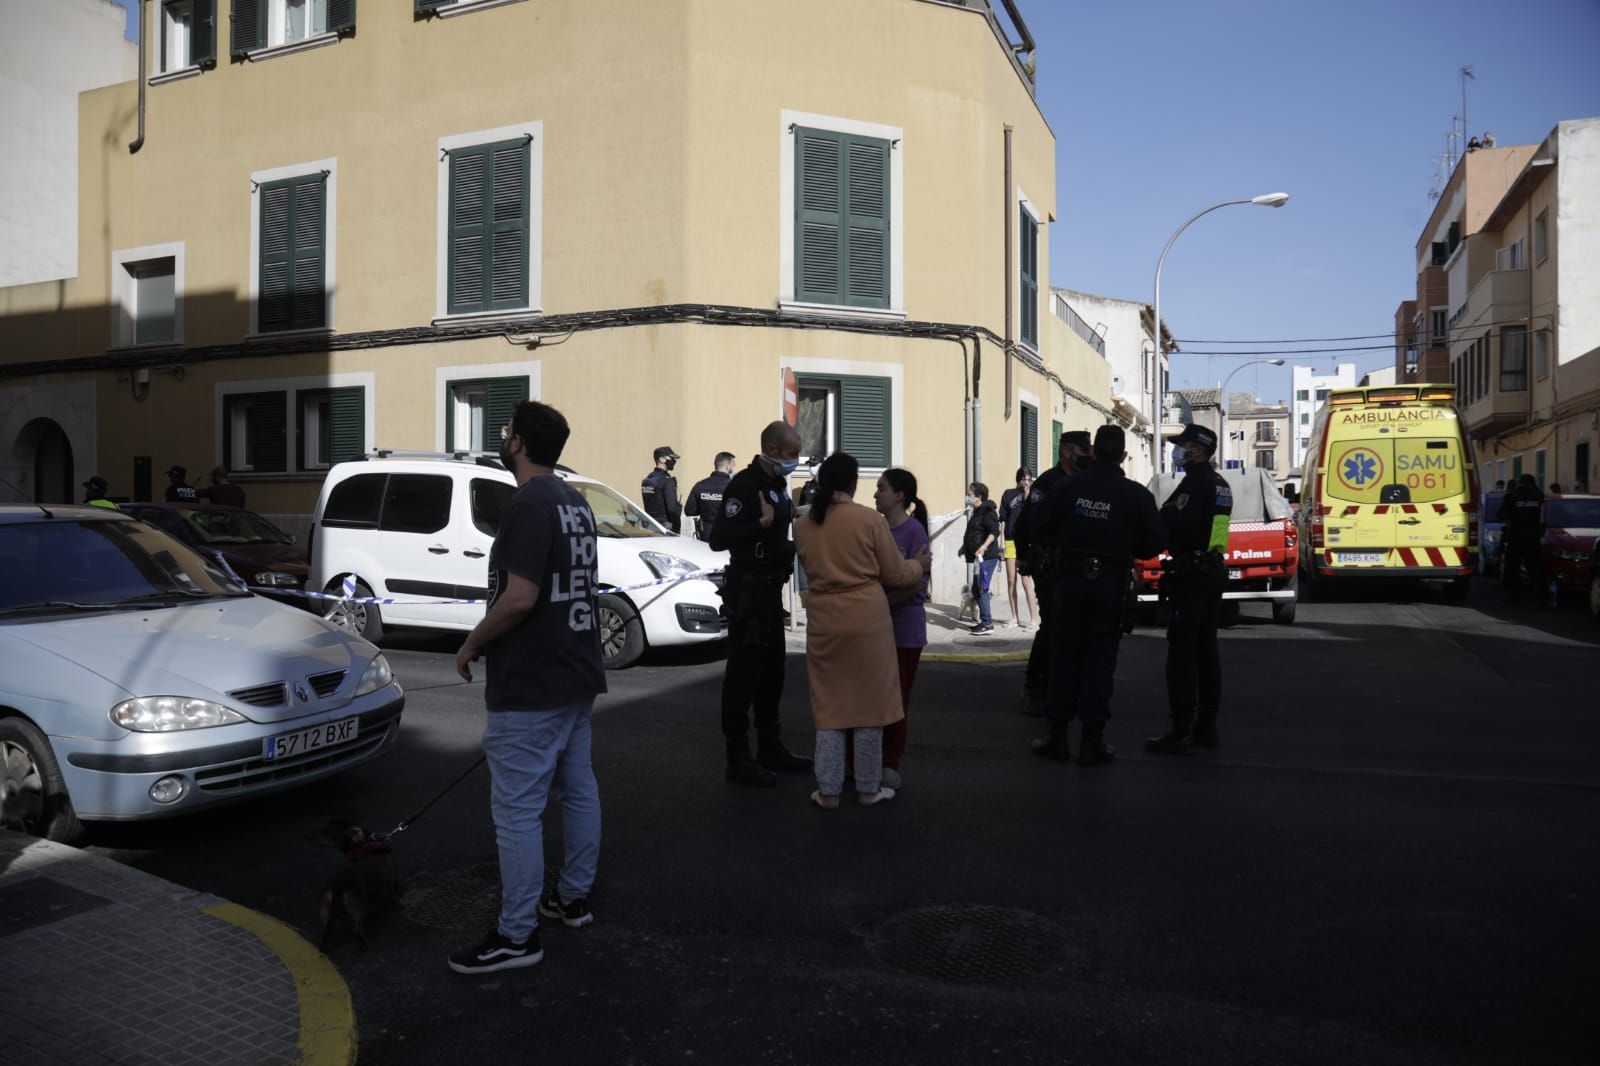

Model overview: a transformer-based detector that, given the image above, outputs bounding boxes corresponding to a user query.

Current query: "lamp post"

[1219,358,1286,470]
[1151,192,1289,474]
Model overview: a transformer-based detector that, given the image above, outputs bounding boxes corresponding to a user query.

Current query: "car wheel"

[1589,566,1600,622]
[1442,576,1470,605]
[1272,596,1297,624]
[323,578,384,644]
[596,593,645,670]
[0,717,85,844]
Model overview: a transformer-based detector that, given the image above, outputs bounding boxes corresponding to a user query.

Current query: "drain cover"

[865,904,1071,984]
[401,863,503,930]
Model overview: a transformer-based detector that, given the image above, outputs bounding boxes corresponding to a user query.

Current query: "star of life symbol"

[1337,447,1382,491]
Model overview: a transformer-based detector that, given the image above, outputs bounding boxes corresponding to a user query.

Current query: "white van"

[307,452,727,668]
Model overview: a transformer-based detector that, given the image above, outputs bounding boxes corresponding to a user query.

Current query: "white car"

[307,453,728,668]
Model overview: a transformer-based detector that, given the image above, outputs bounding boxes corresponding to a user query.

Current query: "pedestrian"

[449,400,605,975]
[198,466,246,508]
[959,482,1002,634]
[163,465,198,502]
[641,445,682,533]
[709,422,812,786]
[999,467,1038,629]
[1011,430,1092,714]
[81,476,117,509]
[1492,479,1506,492]
[1028,425,1164,765]
[872,466,931,790]
[1547,483,1563,496]
[793,453,930,808]
[1497,473,1545,603]
[683,452,735,541]
[1146,424,1233,755]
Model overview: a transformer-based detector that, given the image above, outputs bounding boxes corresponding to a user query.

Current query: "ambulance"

[1296,383,1478,598]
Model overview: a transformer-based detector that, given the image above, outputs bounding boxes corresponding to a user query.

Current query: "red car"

[1538,494,1600,615]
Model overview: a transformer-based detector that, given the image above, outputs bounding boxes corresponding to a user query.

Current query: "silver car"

[0,505,403,843]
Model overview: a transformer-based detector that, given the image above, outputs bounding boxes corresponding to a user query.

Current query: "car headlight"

[640,551,700,581]
[252,571,302,587]
[354,654,394,696]
[111,696,248,732]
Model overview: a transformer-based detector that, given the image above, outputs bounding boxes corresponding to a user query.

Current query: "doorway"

[24,418,75,503]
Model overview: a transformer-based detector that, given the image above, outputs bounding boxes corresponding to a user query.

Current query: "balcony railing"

[1253,429,1279,445]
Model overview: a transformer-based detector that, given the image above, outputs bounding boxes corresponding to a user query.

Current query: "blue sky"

[113,0,1599,403]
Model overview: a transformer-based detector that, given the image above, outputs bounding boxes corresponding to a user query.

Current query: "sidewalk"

[783,597,1039,662]
[0,830,352,1066]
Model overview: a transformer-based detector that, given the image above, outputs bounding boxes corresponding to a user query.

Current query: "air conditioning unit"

[1109,374,1125,397]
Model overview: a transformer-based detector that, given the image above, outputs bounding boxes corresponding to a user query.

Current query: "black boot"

[726,745,777,787]
[756,732,813,773]
[1030,720,1072,761]
[1077,722,1116,766]
[1191,709,1219,748]
[1144,717,1193,755]
[1018,686,1046,718]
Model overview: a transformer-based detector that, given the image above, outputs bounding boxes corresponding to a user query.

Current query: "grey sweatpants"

[814,728,883,796]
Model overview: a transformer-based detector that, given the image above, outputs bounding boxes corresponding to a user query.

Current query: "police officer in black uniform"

[1010,429,1092,716]
[1147,424,1234,754]
[684,452,735,541]
[709,422,812,786]
[1497,473,1545,601]
[1029,425,1165,765]
[641,446,682,533]
[163,465,198,503]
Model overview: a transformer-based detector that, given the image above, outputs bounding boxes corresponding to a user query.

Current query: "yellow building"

[0,0,1110,539]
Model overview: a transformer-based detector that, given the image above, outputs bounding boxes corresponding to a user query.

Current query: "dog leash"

[378,753,487,840]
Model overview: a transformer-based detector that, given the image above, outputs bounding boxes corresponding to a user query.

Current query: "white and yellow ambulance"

[1296,384,1479,597]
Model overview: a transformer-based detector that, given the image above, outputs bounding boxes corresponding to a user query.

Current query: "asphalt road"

[89,579,1600,1065]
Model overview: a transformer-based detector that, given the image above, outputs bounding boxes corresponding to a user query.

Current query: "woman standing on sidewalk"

[794,454,930,808]
[873,467,931,790]
[959,483,1002,634]
[999,467,1038,630]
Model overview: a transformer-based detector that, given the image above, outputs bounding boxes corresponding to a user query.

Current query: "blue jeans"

[482,700,601,943]
[972,559,997,626]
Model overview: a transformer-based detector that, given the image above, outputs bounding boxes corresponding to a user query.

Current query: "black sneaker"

[448,929,543,974]
[971,623,995,634]
[539,891,595,928]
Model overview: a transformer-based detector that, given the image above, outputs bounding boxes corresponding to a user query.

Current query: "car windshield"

[0,519,248,614]
[180,507,294,545]
[1547,499,1600,529]
[570,482,667,539]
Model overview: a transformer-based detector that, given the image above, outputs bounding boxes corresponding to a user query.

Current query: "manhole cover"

[401,863,503,930]
[865,904,1072,984]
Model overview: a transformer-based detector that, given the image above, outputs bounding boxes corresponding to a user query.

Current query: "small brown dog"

[306,819,404,951]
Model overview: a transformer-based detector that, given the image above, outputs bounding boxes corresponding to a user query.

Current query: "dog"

[306,819,404,951]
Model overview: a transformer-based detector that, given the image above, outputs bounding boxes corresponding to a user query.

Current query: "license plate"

[1339,551,1385,565]
[1228,569,1242,580]
[264,718,358,761]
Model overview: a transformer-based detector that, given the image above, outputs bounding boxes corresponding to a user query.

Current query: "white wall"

[1556,118,1600,366]
[1289,362,1356,470]
[0,0,137,287]
[1053,288,1163,480]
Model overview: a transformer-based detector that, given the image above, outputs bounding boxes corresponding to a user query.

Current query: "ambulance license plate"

[1228,569,1242,580]
[264,719,358,761]
[1339,551,1385,565]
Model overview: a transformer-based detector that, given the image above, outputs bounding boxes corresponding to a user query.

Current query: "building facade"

[1289,362,1356,471]
[1223,393,1290,485]
[0,0,1110,555]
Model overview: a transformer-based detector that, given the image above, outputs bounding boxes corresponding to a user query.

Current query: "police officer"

[1497,473,1545,602]
[683,452,735,541]
[641,446,682,533]
[1028,425,1164,764]
[1010,429,1092,716]
[163,465,198,502]
[1147,424,1233,754]
[709,422,812,786]
[81,476,117,509]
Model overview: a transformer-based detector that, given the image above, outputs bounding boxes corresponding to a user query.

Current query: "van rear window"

[1326,437,1464,504]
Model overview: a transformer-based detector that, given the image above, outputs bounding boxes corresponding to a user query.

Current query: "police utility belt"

[1163,549,1225,576]
[1058,550,1128,581]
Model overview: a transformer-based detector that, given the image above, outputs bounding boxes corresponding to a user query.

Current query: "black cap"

[653,446,680,461]
[1060,430,1092,450]
[1166,424,1218,451]
[165,465,187,479]
[83,476,108,494]
[1093,424,1125,454]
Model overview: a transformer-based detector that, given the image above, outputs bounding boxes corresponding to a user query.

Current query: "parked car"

[120,502,309,606]
[1478,491,1506,576]
[307,453,728,668]
[0,506,403,843]
[1538,493,1600,612]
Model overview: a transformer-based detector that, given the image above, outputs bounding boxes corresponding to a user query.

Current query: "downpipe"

[129,0,146,154]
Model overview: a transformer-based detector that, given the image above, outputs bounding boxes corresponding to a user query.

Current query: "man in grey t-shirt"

[449,401,606,976]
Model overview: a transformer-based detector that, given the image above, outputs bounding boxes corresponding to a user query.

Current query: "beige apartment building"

[0,0,1110,534]
[1223,393,1290,487]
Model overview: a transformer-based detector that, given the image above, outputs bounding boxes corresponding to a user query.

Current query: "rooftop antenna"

[1460,65,1475,149]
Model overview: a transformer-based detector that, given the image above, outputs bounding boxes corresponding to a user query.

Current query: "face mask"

[664,458,677,472]
[774,458,799,477]
[1074,454,1091,471]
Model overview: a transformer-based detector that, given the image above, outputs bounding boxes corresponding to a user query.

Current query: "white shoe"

[859,787,897,806]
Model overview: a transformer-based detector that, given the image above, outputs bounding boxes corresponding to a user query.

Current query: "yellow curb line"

[922,650,1030,663]
[205,901,356,1066]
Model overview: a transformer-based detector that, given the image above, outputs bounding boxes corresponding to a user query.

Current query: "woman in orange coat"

[793,453,930,808]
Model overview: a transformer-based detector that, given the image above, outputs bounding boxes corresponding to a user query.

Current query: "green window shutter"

[259,174,327,333]
[1051,419,1063,466]
[449,140,529,315]
[1020,405,1038,474]
[191,0,217,65]
[843,135,890,309]
[259,181,293,331]
[227,391,287,473]
[292,175,326,329]
[328,0,357,33]
[230,0,265,56]
[794,127,891,309]
[489,142,530,310]
[416,0,452,12]
[327,387,364,462]
[839,375,892,467]
[483,377,529,451]
[448,148,488,313]
[1019,208,1038,348]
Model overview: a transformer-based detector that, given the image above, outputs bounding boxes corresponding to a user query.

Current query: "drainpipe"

[129,0,147,154]
[972,336,984,486]
[1003,125,1014,421]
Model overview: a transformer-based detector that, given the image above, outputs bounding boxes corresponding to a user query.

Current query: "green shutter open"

[1051,419,1063,466]
[483,377,529,450]
[191,0,217,65]
[839,375,892,467]
[230,0,265,56]
[327,387,364,462]
[1020,404,1038,474]
[328,0,357,33]
[227,391,287,473]
[1020,207,1038,348]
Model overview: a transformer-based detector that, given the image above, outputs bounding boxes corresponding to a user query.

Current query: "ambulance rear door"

[1322,429,1395,567]
[1390,422,1470,568]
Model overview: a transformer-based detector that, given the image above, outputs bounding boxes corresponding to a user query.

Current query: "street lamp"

[1151,192,1290,473]
[1219,358,1286,470]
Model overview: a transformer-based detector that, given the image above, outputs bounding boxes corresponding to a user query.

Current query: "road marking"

[205,901,357,1066]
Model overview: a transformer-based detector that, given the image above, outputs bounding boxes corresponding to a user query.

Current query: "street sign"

[782,367,799,426]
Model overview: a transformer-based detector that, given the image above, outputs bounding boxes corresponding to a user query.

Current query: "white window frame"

[150,0,201,81]
[431,0,529,17]
[434,121,544,323]
[111,242,185,349]
[778,108,905,320]
[1016,188,1041,354]
[245,0,342,62]
[1017,387,1042,472]
[795,380,840,459]
[433,360,542,450]
[214,372,374,480]
[1534,328,1551,381]
[778,356,904,472]
[248,157,337,336]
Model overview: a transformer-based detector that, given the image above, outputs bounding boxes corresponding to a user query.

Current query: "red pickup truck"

[1133,468,1300,625]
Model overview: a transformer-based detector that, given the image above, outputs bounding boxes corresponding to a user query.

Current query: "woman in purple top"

[873,467,930,789]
